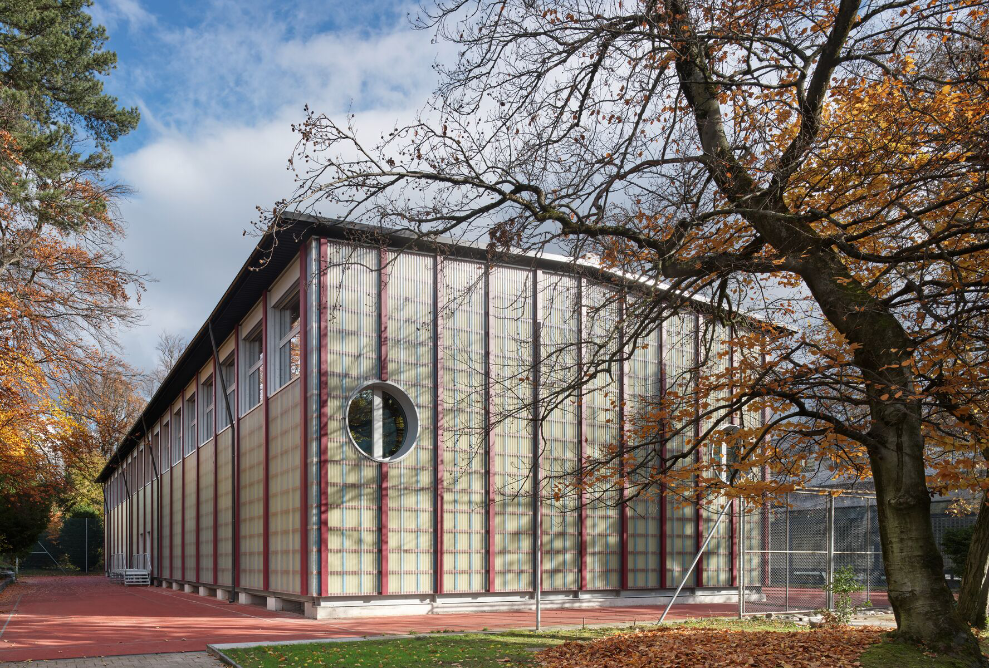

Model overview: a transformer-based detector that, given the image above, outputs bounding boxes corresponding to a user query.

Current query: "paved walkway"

[0,651,221,668]
[0,575,736,663]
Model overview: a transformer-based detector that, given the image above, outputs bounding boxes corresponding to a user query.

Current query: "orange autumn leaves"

[0,127,141,504]
[537,626,887,668]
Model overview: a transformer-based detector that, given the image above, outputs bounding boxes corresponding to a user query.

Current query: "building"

[98,213,757,618]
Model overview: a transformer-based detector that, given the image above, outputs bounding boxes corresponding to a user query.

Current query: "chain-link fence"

[20,517,103,574]
[738,491,975,615]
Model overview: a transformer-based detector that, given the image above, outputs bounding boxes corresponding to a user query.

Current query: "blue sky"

[91,0,441,369]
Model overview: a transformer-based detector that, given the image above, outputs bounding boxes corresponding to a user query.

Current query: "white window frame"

[172,406,183,465]
[184,391,197,457]
[269,284,301,393]
[241,324,263,414]
[200,374,214,445]
[217,353,236,431]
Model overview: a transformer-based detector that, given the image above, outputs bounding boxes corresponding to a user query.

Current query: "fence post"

[737,498,745,618]
[826,495,835,611]
[85,518,88,574]
[784,495,790,612]
[865,498,871,604]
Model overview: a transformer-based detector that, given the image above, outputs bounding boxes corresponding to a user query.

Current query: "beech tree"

[274,0,989,661]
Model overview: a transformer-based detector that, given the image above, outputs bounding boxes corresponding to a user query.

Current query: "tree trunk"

[958,492,989,629]
[869,410,984,664]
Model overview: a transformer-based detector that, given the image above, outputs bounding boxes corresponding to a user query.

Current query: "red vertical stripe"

[181,405,186,582]
[319,239,329,596]
[213,356,219,585]
[694,312,704,589]
[434,256,445,594]
[729,328,738,588]
[379,247,389,596]
[234,326,241,590]
[262,291,270,592]
[196,382,201,584]
[299,246,309,596]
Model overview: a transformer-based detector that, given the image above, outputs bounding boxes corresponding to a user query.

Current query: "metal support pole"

[865,498,871,604]
[826,495,835,611]
[737,499,744,618]
[785,495,790,612]
[660,501,733,623]
[85,518,89,574]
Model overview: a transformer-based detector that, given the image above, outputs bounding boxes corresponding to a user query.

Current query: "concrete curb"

[207,644,246,668]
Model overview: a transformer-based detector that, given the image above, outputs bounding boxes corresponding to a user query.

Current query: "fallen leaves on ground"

[536,626,887,668]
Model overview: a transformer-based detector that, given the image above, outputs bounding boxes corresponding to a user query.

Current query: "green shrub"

[823,565,865,625]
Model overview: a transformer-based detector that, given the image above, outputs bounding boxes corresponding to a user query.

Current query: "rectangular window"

[242,325,263,413]
[152,430,160,476]
[184,394,196,455]
[161,421,170,470]
[172,408,182,465]
[271,288,301,391]
[217,354,235,430]
[200,376,214,444]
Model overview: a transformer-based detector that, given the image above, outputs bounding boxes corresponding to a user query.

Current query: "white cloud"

[113,17,442,370]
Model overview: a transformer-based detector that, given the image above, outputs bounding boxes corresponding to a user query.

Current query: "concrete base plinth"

[266,596,284,612]
[171,582,182,591]
[183,584,195,594]
[216,588,231,601]
[199,586,215,597]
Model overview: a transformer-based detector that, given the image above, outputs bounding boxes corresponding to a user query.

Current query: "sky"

[90,0,442,370]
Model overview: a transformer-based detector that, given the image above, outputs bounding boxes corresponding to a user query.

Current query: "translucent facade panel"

[664,312,697,587]
[199,438,215,584]
[701,320,732,586]
[215,428,233,586]
[171,458,181,577]
[239,406,265,589]
[160,469,170,578]
[441,260,488,593]
[269,378,302,594]
[538,272,580,591]
[385,252,435,594]
[490,266,534,593]
[305,239,321,595]
[627,318,662,589]
[584,282,622,590]
[325,243,380,595]
[184,455,197,578]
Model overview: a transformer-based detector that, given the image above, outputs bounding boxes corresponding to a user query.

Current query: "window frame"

[184,392,197,457]
[217,353,236,431]
[269,285,301,393]
[241,323,264,414]
[172,406,182,465]
[199,374,215,445]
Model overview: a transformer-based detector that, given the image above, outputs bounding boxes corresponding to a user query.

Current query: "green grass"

[860,635,989,668]
[221,618,802,668]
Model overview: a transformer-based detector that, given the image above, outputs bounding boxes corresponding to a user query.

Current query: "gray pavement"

[0,651,223,667]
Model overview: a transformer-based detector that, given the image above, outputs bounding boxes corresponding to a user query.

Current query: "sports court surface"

[0,576,736,663]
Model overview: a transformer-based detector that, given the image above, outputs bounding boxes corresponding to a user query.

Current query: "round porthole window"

[345,380,419,463]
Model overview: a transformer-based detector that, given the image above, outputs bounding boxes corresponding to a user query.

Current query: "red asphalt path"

[0,576,738,662]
